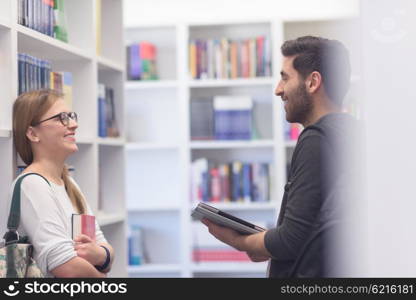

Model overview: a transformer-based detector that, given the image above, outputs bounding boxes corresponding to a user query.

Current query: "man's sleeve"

[264,134,323,261]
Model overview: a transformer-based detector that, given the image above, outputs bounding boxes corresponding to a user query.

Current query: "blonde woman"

[10,89,114,277]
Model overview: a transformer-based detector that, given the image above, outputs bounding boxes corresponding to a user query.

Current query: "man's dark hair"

[281,36,351,106]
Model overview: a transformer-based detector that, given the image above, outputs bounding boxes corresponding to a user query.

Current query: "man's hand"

[201,218,245,250]
[74,234,107,267]
[201,218,272,262]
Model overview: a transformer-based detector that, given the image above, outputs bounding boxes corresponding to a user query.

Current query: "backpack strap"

[3,173,50,245]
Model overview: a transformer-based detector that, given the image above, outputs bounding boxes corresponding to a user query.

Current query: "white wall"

[124,0,359,26]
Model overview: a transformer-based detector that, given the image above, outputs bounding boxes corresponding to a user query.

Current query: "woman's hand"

[74,234,107,267]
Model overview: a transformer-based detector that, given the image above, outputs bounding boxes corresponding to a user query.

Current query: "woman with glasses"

[9,89,114,277]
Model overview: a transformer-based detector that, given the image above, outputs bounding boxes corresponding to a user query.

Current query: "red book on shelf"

[193,249,251,262]
[71,214,96,240]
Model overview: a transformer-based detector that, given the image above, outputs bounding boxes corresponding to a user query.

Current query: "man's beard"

[286,82,313,125]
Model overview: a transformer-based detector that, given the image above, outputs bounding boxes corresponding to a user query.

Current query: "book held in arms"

[191,202,266,235]
[71,214,96,240]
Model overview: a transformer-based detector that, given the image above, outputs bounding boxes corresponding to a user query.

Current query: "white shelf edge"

[189,77,275,88]
[128,264,182,274]
[0,18,11,29]
[97,137,126,146]
[191,262,268,273]
[75,137,96,145]
[97,56,124,72]
[125,80,178,90]
[126,142,179,151]
[0,129,11,138]
[285,140,297,148]
[96,212,126,227]
[191,202,278,211]
[190,140,275,149]
[17,24,92,61]
[187,19,274,27]
[128,205,181,212]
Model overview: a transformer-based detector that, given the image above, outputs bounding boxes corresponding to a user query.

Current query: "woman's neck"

[25,158,65,186]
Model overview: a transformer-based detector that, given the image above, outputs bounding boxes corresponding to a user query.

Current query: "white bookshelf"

[190,140,275,149]
[0,0,127,277]
[124,16,359,277]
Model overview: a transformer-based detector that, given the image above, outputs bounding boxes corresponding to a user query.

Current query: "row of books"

[18,53,73,109]
[98,84,119,138]
[18,0,68,42]
[191,95,256,141]
[191,158,272,203]
[126,42,158,81]
[189,36,271,80]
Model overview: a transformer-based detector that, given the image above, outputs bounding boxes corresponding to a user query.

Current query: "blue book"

[231,161,243,202]
[98,84,107,137]
[214,96,253,140]
[242,163,252,203]
[129,44,141,80]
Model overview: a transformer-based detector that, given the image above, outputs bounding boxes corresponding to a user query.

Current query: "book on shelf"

[98,83,119,138]
[17,0,68,42]
[126,42,158,80]
[190,98,214,140]
[191,202,266,235]
[53,0,68,42]
[18,0,55,37]
[18,53,73,101]
[192,222,251,262]
[71,214,96,240]
[213,95,253,140]
[188,36,271,80]
[128,225,148,266]
[284,122,303,141]
[191,158,271,203]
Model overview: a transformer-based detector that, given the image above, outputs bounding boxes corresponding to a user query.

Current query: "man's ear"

[26,126,40,143]
[306,71,322,94]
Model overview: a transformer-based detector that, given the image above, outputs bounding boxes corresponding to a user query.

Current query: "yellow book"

[189,41,197,79]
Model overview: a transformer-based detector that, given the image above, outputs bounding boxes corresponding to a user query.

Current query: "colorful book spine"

[98,83,107,137]
[191,159,271,204]
[18,53,55,95]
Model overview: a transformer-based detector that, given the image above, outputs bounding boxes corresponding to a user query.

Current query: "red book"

[193,249,251,262]
[71,214,96,240]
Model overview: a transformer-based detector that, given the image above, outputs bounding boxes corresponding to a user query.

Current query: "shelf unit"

[0,0,127,277]
[124,16,359,278]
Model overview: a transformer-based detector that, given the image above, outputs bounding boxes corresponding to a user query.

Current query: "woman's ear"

[26,126,40,143]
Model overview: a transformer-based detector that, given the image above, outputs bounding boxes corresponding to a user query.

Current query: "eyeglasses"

[35,112,78,127]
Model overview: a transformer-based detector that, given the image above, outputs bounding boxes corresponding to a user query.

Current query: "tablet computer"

[191,202,266,235]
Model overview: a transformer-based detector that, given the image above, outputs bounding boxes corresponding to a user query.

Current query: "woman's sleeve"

[19,176,77,275]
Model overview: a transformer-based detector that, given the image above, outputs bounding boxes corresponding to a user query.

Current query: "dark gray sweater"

[264,113,358,278]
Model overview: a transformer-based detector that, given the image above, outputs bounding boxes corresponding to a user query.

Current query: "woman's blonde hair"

[13,89,86,214]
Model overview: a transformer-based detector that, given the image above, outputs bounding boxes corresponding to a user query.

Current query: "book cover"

[98,83,107,137]
[62,72,73,110]
[71,214,96,240]
[190,97,214,140]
